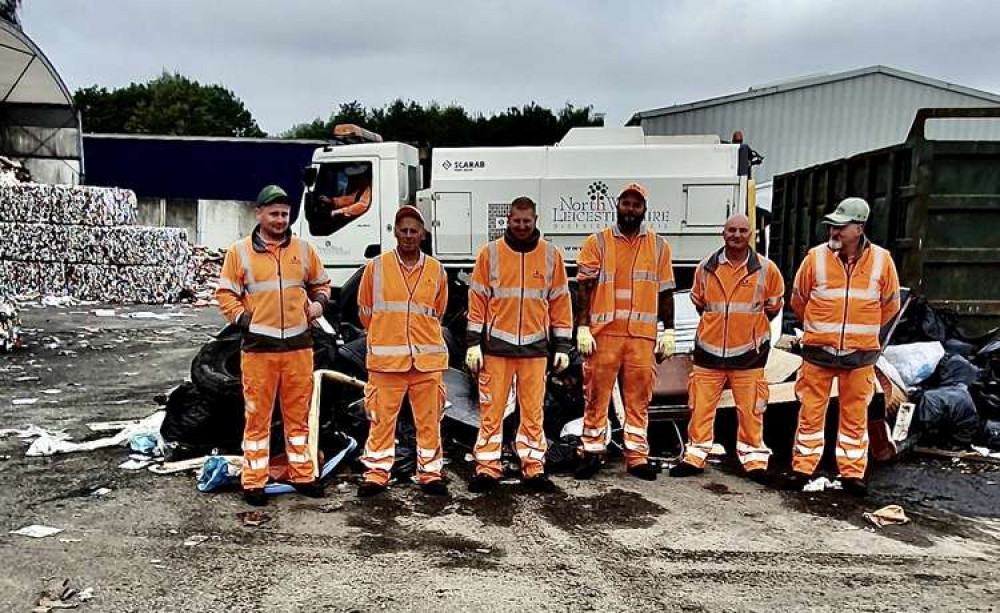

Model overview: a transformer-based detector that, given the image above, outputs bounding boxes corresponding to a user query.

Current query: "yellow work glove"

[552,352,570,373]
[655,328,676,363]
[576,326,597,357]
[465,346,484,373]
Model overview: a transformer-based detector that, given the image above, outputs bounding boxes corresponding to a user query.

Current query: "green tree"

[282,99,602,146]
[74,72,265,137]
[0,0,21,26]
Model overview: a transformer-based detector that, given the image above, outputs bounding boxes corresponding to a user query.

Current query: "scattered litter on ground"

[237,511,271,527]
[183,535,209,547]
[58,538,82,544]
[40,389,62,395]
[25,411,164,457]
[91,309,116,317]
[863,504,910,528]
[10,524,64,538]
[91,487,112,497]
[118,458,157,470]
[803,476,842,492]
[32,578,93,612]
[12,397,38,406]
[0,425,68,440]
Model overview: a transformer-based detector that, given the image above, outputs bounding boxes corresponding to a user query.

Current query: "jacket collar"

[503,228,541,253]
[251,224,292,253]
[704,245,762,274]
[611,221,649,239]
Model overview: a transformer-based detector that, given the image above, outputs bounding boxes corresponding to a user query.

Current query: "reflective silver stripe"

[365,446,395,460]
[596,272,613,283]
[615,289,632,300]
[288,435,308,446]
[515,434,543,448]
[287,452,309,464]
[372,257,384,309]
[583,428,605,438]
[544,242,555,293]
[476,433,503,447]
[375,300,438,317]
[614,309,656,323]
[421,459,444,472]
[243,438,269,452]
[493,287,547,300]
[248,458,268,470]
[633,271,657,282]
[805,321,880,335]
[468,321,484,333]
[695,336,763,357]
[814,248,827,287]
[685,445,710,460]
[518,447,546,460]
[248,323,308,338]
[811,287,879,300]
[578,264,599,277]
[488,241,499,289]
[797,431,825,442]
[590,311,614,324]
[415,344,448,354]
[739,452,770,465]
[490,327,547,345]
[835,447,867,459]
[582,441,605,452]
[702,301,761,314]
[795,445,823,456]
[820,346,858,356]
[246,278,305,294]
[475,450,502,461]
[659,280,675,291]
[736,442,769,454]
[236,240,256,287]
[838,433,868,446]
[869,247,885,296]
[552,327,572,339]
[469,281,489,296]
[624,424,646,437]
[217,278,243,294]
[417,447,438,459]
[549,285,569,299]
[362,459,393,471]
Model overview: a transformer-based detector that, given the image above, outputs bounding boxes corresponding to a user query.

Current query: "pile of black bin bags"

[889,296,1000,450]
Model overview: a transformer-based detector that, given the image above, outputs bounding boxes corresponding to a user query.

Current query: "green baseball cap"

[256,184,289,207]
[823,197,870,227]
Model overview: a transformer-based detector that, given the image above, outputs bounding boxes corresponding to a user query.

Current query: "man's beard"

[828,238,843,250]
[618,211,645,233]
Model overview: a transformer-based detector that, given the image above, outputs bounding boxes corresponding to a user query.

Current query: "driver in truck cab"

[317,163,372,219]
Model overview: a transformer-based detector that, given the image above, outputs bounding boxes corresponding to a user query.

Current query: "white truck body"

[296,126,752,287]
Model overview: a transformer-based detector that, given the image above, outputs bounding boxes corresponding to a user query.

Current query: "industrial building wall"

[639,73,1000,183]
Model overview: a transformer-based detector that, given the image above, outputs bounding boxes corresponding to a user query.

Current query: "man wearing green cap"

[216,185,332,506]
[785,197,900,496]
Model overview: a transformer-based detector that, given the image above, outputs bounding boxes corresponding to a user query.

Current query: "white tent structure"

[0,8,81,184]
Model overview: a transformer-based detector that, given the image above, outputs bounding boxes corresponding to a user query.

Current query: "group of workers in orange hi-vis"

[218,179,899,505]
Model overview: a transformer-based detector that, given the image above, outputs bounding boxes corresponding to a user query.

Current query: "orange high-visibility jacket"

[791,240,901,367]
[216,228,331,352]
[691,248,785,369]
[358,251,449,373]
[333,185,372,218]
[467,234,573,357]
[577,224,675,339]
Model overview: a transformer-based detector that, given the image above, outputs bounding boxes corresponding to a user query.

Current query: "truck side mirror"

[302,166,318,188]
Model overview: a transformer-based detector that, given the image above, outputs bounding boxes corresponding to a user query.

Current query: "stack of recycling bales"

[0,183,192,303]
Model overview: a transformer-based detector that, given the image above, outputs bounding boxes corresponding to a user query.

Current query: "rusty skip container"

[769,108,1000,334]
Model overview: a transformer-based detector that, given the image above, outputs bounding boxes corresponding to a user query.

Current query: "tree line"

[73,72,603,146]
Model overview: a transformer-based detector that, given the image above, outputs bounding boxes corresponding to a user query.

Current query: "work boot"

[841,477,869,497]
[468,473,499,494]
[777,471,810,491]
[421,479,450,497]
[293,481,325,498]
[627,462,659,481]
[243,488,267,507]
[668,461,704,478]
[357,481,387,498]
[521,474,556,493]
[574,452,602,480]
[745,469,769,486]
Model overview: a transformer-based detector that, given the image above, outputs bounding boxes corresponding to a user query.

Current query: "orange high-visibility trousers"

[361,370,446,486]
[792,361,876,479]
[581,335,656,467]
[241,349,316,489]
[682,366,770,470]
[474,355,547,479]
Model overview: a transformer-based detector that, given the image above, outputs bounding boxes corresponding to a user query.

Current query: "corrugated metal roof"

[631,66,1000,183]
[629,65,1000,123]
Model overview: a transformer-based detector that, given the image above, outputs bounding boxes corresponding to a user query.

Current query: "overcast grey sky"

[21,0,1000,135]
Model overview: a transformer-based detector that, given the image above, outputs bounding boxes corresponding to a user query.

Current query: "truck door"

[432,192,473,255]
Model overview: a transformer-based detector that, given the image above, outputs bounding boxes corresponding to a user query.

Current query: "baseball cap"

[256,184,289,207]
[823,197,870,227]
[619,182,648,201]
[394,205,425,226]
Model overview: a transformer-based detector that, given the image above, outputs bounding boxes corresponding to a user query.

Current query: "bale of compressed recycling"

[0,260,67,296]
[0,223,189,266]
[0,183,137,226]
[65,263,190,304]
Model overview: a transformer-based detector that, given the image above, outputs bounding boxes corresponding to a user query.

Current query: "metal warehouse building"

[629,65,1000,188]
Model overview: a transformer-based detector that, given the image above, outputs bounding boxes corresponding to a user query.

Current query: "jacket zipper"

[717,266,754,358]
[839,257,856,351]
[276,247,285,339]
[517,251,525,345]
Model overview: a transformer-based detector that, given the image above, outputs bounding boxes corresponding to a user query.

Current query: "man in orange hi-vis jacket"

[465,196,573,494]
[574,182,676,482]
[216,185,331,507]
[785,197,900,497]
[356,205,450,498]
[670,214,784,483]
